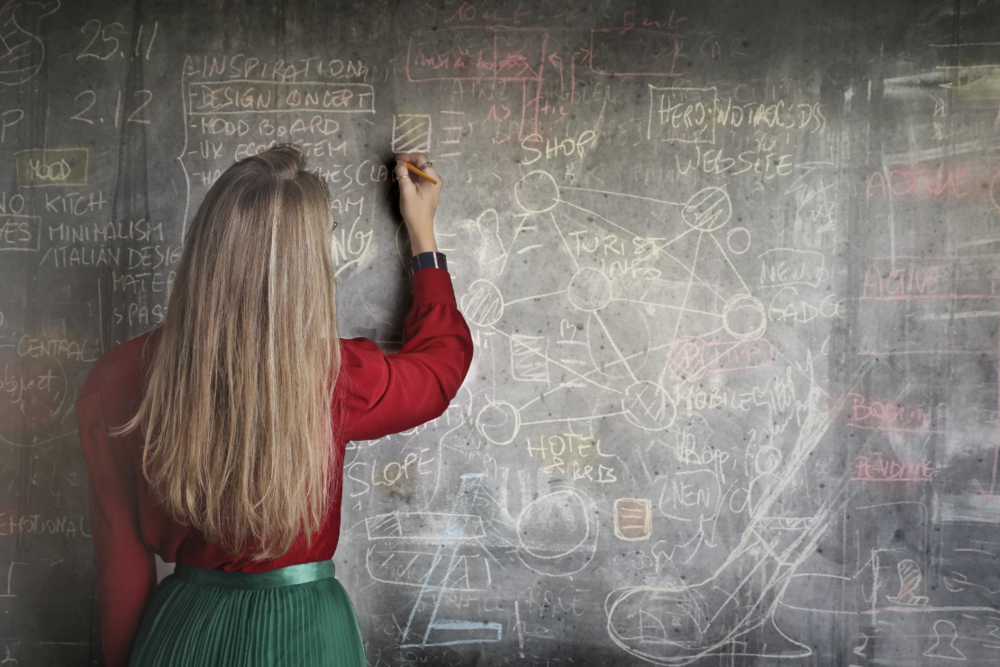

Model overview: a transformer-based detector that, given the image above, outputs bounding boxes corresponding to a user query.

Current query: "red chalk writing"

[852,455,934,482]
[861,263,943,299]
[866,166,970,200]
[847,392,947,433]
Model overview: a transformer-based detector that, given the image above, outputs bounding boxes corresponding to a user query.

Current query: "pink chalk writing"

[445,1,530,24]
[405,28,547,83]
[861,263,943,300]
[861,256,1000,300]
[852,454,934,482]
[847,392,947,433]
[866,165,970,200]
[666,338,773,383]
[622,8,687,31]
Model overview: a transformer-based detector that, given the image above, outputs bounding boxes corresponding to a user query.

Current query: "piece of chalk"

[402,161,438,184]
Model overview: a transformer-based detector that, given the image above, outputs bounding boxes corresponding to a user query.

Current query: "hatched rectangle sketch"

[392,114,432,153]
[510,334,550,382]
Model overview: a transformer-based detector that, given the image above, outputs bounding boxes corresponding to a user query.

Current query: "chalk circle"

[518,489,590,559]
[622,381,676,431]
[816,267,830,283]
[475,400,520,445]
[567,267,612,312]
[755,446,783,475]
[722,294,766,340]
[606,585,705,657]
[682,186,732,232]
[515,170,560,213]
[726,227,751,254]
[460,279,504,327]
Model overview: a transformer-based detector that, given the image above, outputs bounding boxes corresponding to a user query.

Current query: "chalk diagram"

[0,0,59,87]
[364,471,602,649]
[603,386,837,665]
[445,169,850,664]
[465,169,772,449]
[367,165,1000,662]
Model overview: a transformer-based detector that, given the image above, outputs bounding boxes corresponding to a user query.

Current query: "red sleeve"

[339,267,474,441]
[75,366,157,667]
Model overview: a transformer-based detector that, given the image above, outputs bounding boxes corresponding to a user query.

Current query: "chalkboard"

[4,0,1000,664]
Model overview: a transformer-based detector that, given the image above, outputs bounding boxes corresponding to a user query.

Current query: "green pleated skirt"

[128,560,367,667]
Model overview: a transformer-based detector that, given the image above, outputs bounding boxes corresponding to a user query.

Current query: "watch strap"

[412,251,448,274]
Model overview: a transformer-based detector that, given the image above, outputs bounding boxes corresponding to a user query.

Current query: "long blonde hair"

[110,144,341,561]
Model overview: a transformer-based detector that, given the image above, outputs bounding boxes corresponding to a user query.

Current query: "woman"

[74,145,474,667]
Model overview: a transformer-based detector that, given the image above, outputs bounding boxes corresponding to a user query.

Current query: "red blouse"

[74,267,473,667]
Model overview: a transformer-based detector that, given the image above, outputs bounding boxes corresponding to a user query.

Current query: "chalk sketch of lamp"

[605,384,843,664]
[376,474,599,648]
[368,474,504,648]
[886,559,929,606]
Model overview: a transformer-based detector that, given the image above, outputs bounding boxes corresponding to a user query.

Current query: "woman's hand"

[394,153,442,254]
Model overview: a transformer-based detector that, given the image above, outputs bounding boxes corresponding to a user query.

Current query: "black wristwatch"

[412,251,448,274]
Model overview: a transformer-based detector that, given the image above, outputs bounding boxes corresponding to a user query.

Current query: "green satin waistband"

[173,560,336,589]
